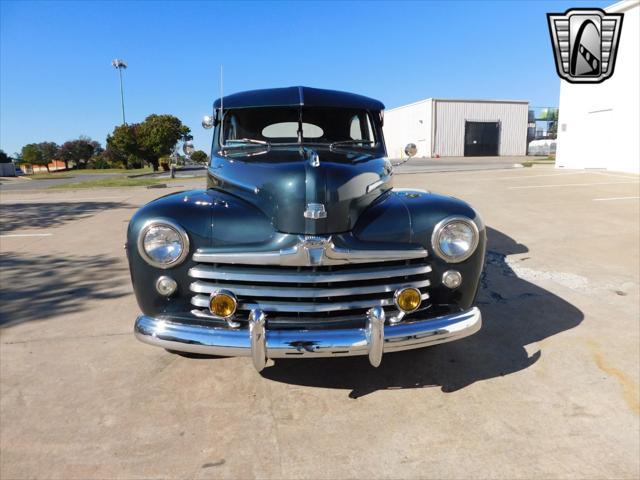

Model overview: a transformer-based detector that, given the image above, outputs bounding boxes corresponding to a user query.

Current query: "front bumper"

[134,307,481,371]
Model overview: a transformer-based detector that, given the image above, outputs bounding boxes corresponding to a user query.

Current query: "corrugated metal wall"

[383,100,431,159]
[433,100,528,156]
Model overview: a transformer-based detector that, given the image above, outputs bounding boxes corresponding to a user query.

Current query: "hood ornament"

[300,146,320,167]
[304,203,327,220]
[309,150,320,167]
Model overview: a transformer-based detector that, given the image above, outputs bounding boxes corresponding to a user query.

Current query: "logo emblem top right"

[548,8,624,84]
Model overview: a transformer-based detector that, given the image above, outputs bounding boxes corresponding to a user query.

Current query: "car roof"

[213,86,384,110]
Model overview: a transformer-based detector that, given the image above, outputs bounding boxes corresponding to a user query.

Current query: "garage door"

[464,121,500,156]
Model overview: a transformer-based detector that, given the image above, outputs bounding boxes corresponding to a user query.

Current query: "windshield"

[220,107,377,148]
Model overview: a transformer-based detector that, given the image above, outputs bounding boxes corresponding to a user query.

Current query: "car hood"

[207,146,393,235]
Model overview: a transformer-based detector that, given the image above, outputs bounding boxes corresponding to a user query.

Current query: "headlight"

[138,220,190,268]
[431,216,479,263]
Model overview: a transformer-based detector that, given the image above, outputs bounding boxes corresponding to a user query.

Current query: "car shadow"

[0,253,130,327]
[260,227,584,397]
[0,201,132,232]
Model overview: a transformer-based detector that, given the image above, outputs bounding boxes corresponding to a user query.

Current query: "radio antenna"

[220,65,224,117]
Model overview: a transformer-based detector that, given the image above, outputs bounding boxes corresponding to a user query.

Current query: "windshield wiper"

[329,139,374,150]
[224,138,271,148]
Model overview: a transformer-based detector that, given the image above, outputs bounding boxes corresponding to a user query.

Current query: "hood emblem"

[299,235,332,266]
[304,203,327,220]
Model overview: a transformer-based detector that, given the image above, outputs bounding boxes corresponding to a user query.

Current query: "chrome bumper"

[134,307,481,371]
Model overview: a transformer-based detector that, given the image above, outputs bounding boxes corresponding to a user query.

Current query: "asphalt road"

[1,166,638,479]
[0,157,528,192]
[0,167,206,192]
[0,173,121,191]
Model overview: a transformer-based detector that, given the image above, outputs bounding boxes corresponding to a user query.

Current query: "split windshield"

[220,107,377,148]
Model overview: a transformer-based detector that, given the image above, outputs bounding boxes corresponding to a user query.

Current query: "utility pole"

[111,59,128,125]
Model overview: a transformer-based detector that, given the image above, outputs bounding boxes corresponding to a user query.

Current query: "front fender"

[126,189,275,317]
[354,189,486,310]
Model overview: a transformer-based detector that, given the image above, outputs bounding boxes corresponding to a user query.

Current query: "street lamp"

[111,58,128,125]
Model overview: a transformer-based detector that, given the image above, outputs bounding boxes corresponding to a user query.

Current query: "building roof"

[385,98,529,112]
[213,86,385,110]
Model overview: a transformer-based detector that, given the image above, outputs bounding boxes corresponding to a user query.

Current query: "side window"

[225,115,238,141]
[349,114,375,142]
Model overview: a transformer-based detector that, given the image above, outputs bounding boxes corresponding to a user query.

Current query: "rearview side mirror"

[392,143,418,167]
[202,115,214,129]
[404,143,417,158]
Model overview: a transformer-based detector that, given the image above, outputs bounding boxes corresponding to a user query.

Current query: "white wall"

[383,99,431,158]
[383,98,528,158]
[432,100,529,157]
[556,0,640,173]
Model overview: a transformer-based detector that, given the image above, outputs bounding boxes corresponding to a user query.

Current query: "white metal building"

[556,0,639,173]
[383,99,529,158]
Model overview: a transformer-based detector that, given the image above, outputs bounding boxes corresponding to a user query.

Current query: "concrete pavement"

[1,166,638,479]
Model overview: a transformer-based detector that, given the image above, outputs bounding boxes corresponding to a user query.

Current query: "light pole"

[111,58,128,125]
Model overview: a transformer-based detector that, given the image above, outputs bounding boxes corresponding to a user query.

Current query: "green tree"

[137,114,192,171]
[105,114,192,170]
[59,137,103,169]
[106,124,141,169]
[0,149,10,163]
[21,144,46,171]
[190,150,208,165]
[37,142,59,170]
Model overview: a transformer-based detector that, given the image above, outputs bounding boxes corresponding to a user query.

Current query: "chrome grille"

[188,257,431,328]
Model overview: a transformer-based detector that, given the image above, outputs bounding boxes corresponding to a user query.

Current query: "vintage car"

[128,86,485,372]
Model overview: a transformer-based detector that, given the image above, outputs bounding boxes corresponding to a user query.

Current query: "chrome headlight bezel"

[431,216,480,263]
[137,219,190,269]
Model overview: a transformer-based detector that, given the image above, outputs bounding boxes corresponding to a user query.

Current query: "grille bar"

[189,263,431,283]
[189,279,430,298]
[189,248,431,326]
[191,293,429,313]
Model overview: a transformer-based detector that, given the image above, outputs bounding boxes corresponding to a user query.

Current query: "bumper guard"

[134,307,481,371]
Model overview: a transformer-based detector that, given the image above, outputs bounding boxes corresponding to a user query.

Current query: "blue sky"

[0,0,609,156]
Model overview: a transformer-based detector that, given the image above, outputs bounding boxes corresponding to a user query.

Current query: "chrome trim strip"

[189,279,430,298]
[189,263,431,283]
[133,307,482,360]
[190,293,429,313]
[366,175,391,194]
[193,238,428,267]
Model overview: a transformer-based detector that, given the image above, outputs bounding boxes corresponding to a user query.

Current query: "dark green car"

[128,86,485,372]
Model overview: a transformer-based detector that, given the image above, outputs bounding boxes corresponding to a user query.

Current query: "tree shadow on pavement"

[0,253,129,327]
[0,201,131,232]
[260,227,584,397]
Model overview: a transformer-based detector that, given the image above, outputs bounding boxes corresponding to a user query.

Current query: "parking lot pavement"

[393,155,527,173]
[1,166,638,479]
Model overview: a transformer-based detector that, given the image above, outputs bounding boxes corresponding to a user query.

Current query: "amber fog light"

[209,290,237,318]
[442,270,462,289]
[394,287,422,313]
[156,276,177,296]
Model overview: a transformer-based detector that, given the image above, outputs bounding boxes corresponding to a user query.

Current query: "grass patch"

[28,173,76,180]
[74,167,153,175]
[48,176,166,189]
[522,157,556,168]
